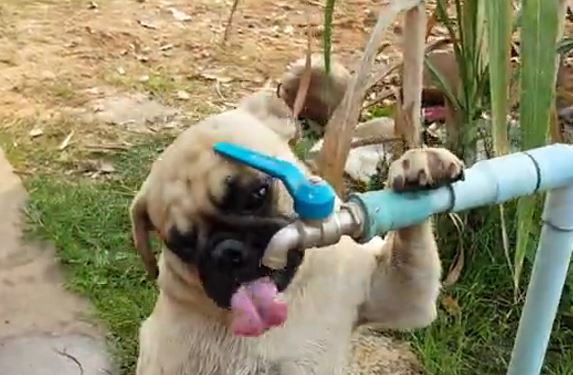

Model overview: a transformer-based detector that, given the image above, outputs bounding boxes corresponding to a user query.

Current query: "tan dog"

[130,53,464,374]
[278,53,351,127]
[130,108,463,374]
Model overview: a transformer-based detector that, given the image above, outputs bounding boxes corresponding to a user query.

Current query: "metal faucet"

[213,141,364,269]
[261,202,364,269]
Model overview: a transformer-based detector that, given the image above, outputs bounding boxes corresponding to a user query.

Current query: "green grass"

[400,207,573,375]
[21,137,172,374]
[7,135,573,375]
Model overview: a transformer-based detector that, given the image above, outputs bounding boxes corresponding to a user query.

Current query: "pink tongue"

[230,277,287,337]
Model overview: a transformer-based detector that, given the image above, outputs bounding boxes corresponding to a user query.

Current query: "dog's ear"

[129,188,159,280]
[278,53,350,127]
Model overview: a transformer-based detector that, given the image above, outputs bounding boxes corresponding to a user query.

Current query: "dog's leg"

[358,148,464,329]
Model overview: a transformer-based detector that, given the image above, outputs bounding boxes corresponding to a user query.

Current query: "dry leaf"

[85,87,100,95]
[440,294,461,317]
[176,90,191,100]
[136,54,149,63]
[442,213,465,287]
[85,143,130,151]
[161,122,176,129]
[200,73,233,83]
[29,128,44,138]
[160,44,174,51]
[58,130,74,151]
[222,0,241,43]
[137,20,158,30]
[117,66,126,75]
[169,8,192,22]
[278,2,294,10]
[496,204,516,280]
[291,21,312,142]
[99,161,115,174]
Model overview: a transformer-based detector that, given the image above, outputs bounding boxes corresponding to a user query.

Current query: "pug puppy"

[237,87,298,142]
[130,101,464,374]
[277,53,351,128]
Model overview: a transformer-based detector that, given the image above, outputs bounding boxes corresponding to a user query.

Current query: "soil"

[0,0,403,145]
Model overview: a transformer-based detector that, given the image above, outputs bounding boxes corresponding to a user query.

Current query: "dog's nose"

[212,239,248,268]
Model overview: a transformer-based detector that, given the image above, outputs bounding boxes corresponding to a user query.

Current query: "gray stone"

[307,117,395,183]
[85,92,181,128]
[0,334,113,375]
[0,149,115,374]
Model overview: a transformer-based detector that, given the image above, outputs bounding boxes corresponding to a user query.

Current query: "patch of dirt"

[0,0,407,175]
[0,0,402,137]
[349,325,423,375]
[83,92,183,129]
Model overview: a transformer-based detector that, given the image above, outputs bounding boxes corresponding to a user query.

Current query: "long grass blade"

[514,0,561,291]
[401,4,427,148]
[423,58,463,112]
[222,0,241,43]
[486,0,512,156]
[557,37,573,55]
[291,23,314,142]
[323,0,336,74]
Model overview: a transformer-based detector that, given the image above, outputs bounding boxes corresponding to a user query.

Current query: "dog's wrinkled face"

[163,170,303,309]
[130,111,312,335]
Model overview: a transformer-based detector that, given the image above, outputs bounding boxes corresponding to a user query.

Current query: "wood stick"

[317,0,422,194]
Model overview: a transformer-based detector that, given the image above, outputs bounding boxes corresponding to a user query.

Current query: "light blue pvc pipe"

[347,143,573,375]
[348,144,573,238]
[215,141,573,374]
[507,185,573,375]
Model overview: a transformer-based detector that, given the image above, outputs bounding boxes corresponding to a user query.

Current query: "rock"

[0,334,112,375]
[308,117,396,183]
[0,149,114,374]
[84,93,181,128]
[348,325,422,375]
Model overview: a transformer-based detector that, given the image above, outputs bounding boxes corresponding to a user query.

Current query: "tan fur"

[130,101,464,374]
[278,53,351,127]
[237,88,297,142]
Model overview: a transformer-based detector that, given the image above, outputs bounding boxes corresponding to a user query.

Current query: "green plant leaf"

[486,0,512,156]
[323,0,336,74]
[514,0,560,291]
[435,0,457,44]
[557,37,573,55]
[424,58,463,113]
[514,195,538,291]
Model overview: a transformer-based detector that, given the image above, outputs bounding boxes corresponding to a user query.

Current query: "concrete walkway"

[0,149,114,374]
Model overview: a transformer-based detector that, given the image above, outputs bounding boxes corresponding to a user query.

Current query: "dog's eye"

[244,184,269,211]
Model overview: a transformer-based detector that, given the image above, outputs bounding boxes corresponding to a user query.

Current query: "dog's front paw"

[387,148,464,192]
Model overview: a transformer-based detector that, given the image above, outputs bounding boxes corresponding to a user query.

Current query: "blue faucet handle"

[213,142,335,220]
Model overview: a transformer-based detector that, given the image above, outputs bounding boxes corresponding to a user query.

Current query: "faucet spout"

[261,224,303,270]
[262,203,365,270]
